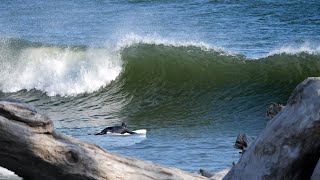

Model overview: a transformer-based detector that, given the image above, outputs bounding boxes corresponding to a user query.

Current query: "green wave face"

[108,43,320,127]
[117,43,320,100]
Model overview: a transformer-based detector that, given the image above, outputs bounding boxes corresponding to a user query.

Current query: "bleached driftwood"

[224,77,320,180]
[0,100,205,180]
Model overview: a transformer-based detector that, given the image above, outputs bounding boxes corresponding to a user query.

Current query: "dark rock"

[233,134,253,154]
[200,169,214,178]
[266,102,284,120]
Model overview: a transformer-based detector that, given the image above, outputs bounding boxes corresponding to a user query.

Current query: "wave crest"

[0,40,122,96]
[269,42,320,55]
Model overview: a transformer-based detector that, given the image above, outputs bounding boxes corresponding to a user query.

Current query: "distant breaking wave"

[0,35,320,97]
[0,38,122,96]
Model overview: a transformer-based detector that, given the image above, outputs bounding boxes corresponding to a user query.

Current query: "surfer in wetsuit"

[95,122,136,135]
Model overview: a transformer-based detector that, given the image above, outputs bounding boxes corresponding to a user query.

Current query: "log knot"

[66,150,79,164]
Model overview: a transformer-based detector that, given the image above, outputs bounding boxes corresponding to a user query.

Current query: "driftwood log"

[224,77,320,180]
[0,100,206,180]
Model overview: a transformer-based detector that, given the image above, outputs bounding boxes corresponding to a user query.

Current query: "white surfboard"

[132,129,147,134]
[80,129,147,147]
[105,129,147,136]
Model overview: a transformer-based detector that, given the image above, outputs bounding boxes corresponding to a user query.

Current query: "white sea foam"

[269,42,320,56]
[0,46,122,96]
[0,166,21,180]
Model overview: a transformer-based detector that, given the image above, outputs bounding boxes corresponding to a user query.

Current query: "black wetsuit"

[95,122,136,135]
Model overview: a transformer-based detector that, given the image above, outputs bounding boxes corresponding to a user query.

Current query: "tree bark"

[224,77,320,180]
[0,100,205,180]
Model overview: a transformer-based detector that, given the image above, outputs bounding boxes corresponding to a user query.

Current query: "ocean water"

[0,0,320,178]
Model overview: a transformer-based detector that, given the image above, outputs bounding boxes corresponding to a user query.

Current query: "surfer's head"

[121,122,128,128]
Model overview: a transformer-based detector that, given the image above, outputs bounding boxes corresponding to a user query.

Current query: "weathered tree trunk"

[0,100,205,180]
[224,77,320,180]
